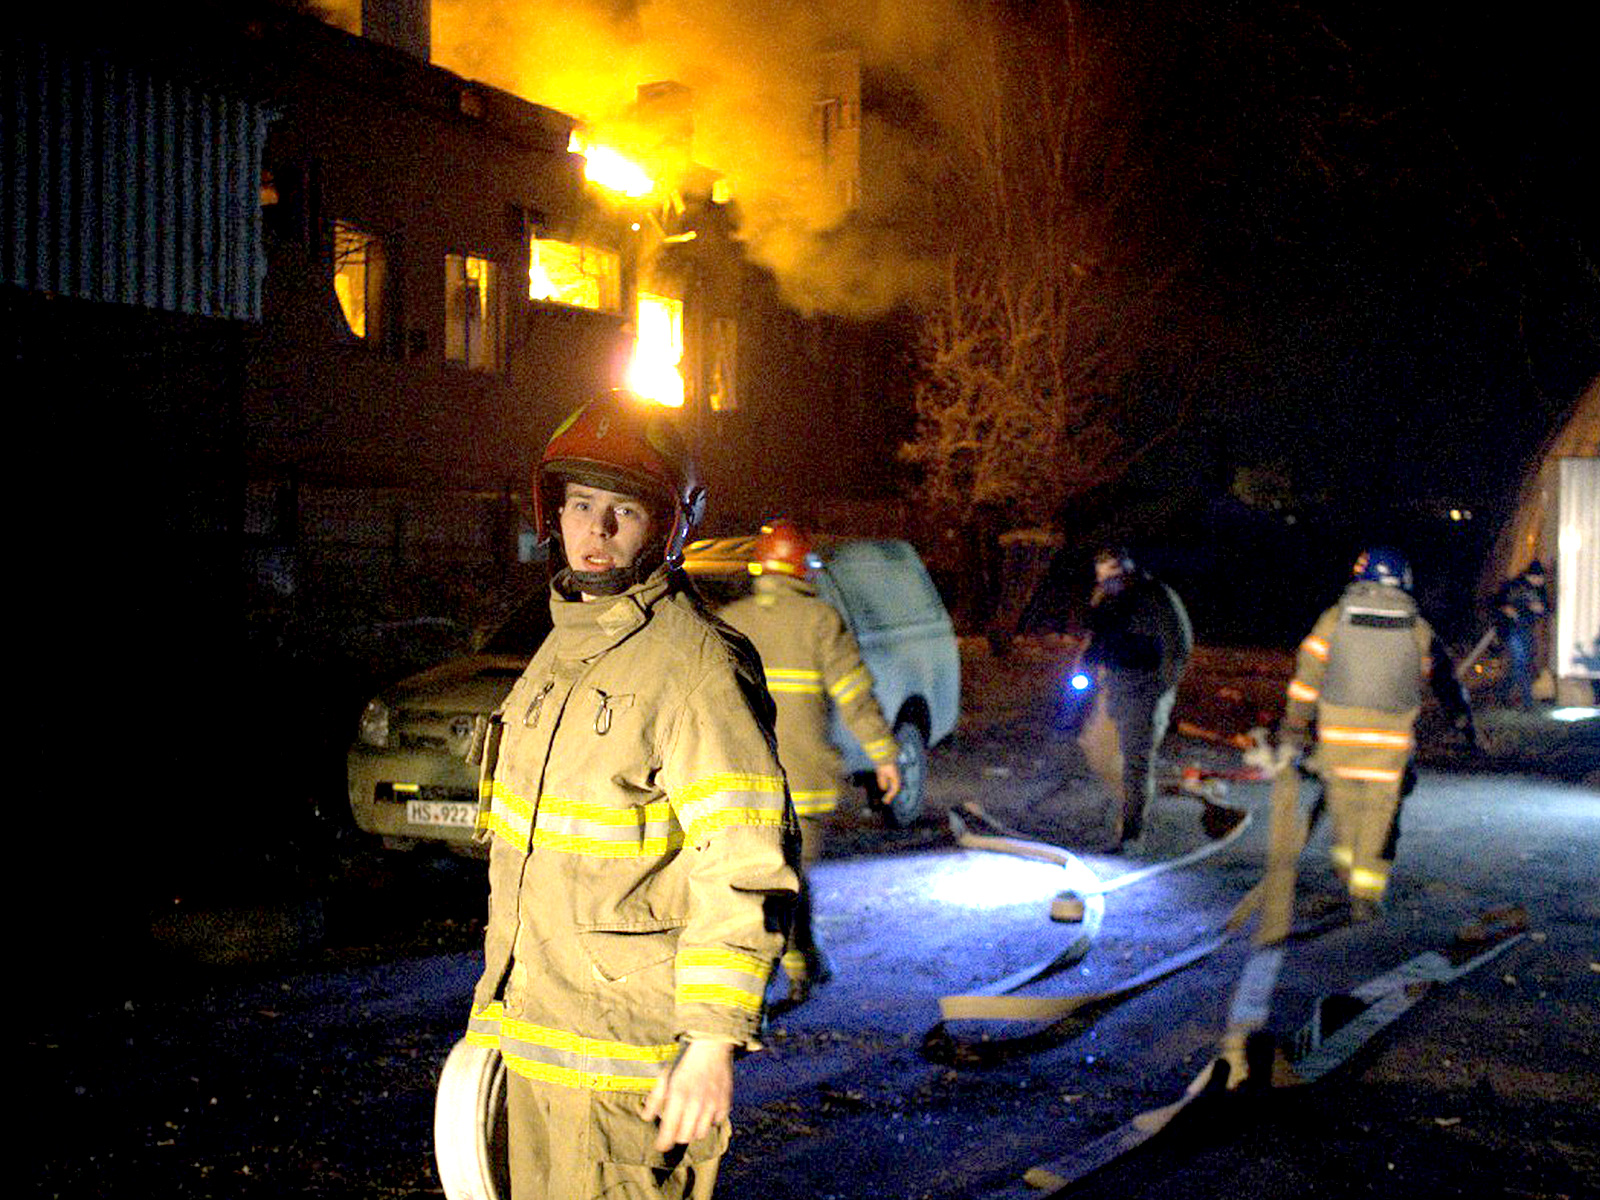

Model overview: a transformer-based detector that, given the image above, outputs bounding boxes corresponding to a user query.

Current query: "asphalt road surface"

[26,640,1599,1199]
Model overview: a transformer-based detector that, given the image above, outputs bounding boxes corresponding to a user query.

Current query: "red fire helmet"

[752,519,820,579]
[535,389,706,563]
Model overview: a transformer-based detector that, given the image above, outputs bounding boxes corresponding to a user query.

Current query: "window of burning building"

[628,292,685,408]
[528,238,621,313]
[333,221,386,342]
[708,317,739,413]
[445,253,501,371]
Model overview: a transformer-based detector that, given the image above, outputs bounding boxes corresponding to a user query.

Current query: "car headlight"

[357,697,391,748]
[447,715,477,760]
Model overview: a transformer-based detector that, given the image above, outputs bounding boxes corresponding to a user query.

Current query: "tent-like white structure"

[1488,378,1599,702]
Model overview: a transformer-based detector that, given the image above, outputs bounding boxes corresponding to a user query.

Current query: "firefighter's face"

[560,482,655,574]
[1094,557,1126,586]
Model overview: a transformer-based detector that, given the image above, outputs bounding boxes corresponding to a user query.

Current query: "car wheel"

[883,719,928,828]
[434,1038,509,1200]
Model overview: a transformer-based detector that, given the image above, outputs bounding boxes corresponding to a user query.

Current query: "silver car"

[346,536,959,851]
[685,535,960,827]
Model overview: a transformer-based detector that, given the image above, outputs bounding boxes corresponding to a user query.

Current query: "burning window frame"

[332,220,386,343]
[528,237,622,313]
[444,251,502,372]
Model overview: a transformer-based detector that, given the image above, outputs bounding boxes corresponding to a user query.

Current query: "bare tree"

[900,3,1188,536]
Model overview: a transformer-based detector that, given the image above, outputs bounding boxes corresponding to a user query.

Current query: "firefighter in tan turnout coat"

[719,521,900,1004]
[467,392,800,1200]
[1281,547,1434,918]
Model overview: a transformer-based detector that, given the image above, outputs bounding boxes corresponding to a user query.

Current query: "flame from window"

[580,143,654,198]
[529,238,620,311]
[628,291,685,407]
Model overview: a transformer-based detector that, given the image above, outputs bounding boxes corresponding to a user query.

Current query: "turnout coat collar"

[548,565,675,660]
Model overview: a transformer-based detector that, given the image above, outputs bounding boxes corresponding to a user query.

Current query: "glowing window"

[708,317,738,413]
[528,238,621,313]
[333,221,385,342]
[627,292,685,408]
[445,253,501,371]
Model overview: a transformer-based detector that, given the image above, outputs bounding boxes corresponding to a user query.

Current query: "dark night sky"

[1099,0,1598,515]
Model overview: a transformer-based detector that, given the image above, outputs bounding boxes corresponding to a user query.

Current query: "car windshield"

[822,541,947,631]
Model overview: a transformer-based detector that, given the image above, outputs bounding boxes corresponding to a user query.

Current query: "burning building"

[7,0,919,675]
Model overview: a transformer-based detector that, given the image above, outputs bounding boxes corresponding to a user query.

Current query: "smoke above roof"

[423,0,987,316]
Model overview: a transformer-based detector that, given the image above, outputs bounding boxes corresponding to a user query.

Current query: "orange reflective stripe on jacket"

[1320,725,1414,751]
[1329,764,1404,783]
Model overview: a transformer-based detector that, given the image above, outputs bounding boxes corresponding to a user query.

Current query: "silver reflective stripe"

[674,773,788,840]
[677,947,771,1014]
[467,1002,677,1093]
[766,668,824,695]
[532,797,683,857]
[830,666,871,704]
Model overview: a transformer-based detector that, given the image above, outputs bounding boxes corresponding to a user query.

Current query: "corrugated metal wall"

[2,37,267,320]
[1553,457,1599,682]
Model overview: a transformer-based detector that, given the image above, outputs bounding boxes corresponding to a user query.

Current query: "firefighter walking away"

[720,520,901,1008]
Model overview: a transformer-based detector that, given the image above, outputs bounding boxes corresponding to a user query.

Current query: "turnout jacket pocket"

[578,927,680,982]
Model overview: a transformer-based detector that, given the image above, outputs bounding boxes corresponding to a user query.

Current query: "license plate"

[406,799,479,829]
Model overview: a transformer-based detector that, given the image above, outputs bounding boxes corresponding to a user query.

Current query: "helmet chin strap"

[559,535,668,597]
[569,564,640,596]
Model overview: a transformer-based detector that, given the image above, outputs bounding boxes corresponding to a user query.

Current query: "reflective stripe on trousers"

[1324,775,1399,901]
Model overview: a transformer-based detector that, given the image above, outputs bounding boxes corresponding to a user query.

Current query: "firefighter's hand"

[1271,734,1303,774]
[643,1038,734,1152]
[875,760,902,804]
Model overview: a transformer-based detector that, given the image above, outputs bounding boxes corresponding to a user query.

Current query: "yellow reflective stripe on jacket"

[485,780,534,845]
[466,999,505,1048]
[1321,725,1413,750]
[861,735,896,763]
[531,796,683,858]
[673,773,788,840]
[829,665,871,705]
[790,787,839,816]
[467,1002,677,1092]
[1301,634,1330,661]
[765,667,824,695]
[676,946,771,1014]
[1288,679,1319,703]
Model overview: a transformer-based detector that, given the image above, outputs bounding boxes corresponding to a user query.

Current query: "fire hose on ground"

[934,801,1253,1024]
[948,762,1530,1199]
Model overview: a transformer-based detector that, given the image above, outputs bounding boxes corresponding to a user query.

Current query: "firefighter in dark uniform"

[1076,546,1193,850]
[1493,560,1550,710]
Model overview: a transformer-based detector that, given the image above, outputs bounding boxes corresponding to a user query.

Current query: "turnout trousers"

[506,1073,726,1200]
[1320,767,1404,904]
[1314,704,1417,905]
[782,815,827,985]
[1078,669,1177,843]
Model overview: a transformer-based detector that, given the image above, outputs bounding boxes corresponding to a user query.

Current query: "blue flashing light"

[1070,672,1092,692]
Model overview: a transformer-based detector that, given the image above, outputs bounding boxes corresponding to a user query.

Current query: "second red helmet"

[751,519,820,579]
